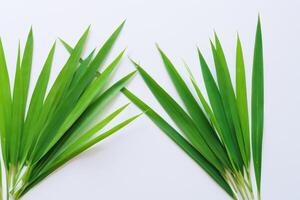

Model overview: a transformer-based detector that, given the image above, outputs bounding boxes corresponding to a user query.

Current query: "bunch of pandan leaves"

[0,17,264,200]
[0,22,140,200]
[124,17,264,200]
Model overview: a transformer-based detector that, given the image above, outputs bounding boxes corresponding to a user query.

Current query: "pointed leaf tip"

[116,20,126,32]
[155,43,161,50]
[29,26,33,35]
[197,47,204,60]
[129,57,140,68]
[120,48,127,55]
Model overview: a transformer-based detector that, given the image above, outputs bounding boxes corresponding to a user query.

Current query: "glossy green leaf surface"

[251,17,264,195]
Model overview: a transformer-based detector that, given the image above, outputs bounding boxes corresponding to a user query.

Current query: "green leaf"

[20,28,34,115]
[56,70,136,152]
[211,37,250,167]
[0,39,12,165]
[59,38,78,55]
[10,43,23,165]
[251,17,264,194]
[54,103,130,160]
[183,62,222,139]
[68,49,95,92]
[13,29,34,165]
[21,42,56,164]
[198,48,241,171]
[209,40,245,170]
[236,36,250,168]
[87,21,125,72]
[123,88,235,198]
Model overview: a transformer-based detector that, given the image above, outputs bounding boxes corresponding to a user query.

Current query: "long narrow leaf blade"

[21,42,56,163]
[87,21,125,72]
[210,39,245,170]
[236,36,250,167]
[251,17,264,194]
[56,103,130,157]
[10,44,23,165]
[198,48,241,171]
[57,70,136,148]
[185,65,222,138]
[20,28,34,114]
[0,39,12,165]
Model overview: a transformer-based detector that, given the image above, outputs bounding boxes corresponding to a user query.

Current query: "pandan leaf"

[126,17,264,200]
[251,17,264,196]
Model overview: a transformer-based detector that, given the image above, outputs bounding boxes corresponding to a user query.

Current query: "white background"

[0,0,299,199]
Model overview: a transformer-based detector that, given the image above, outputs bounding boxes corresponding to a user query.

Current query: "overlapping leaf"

[0,22,138,200]
[126,18,264,200]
